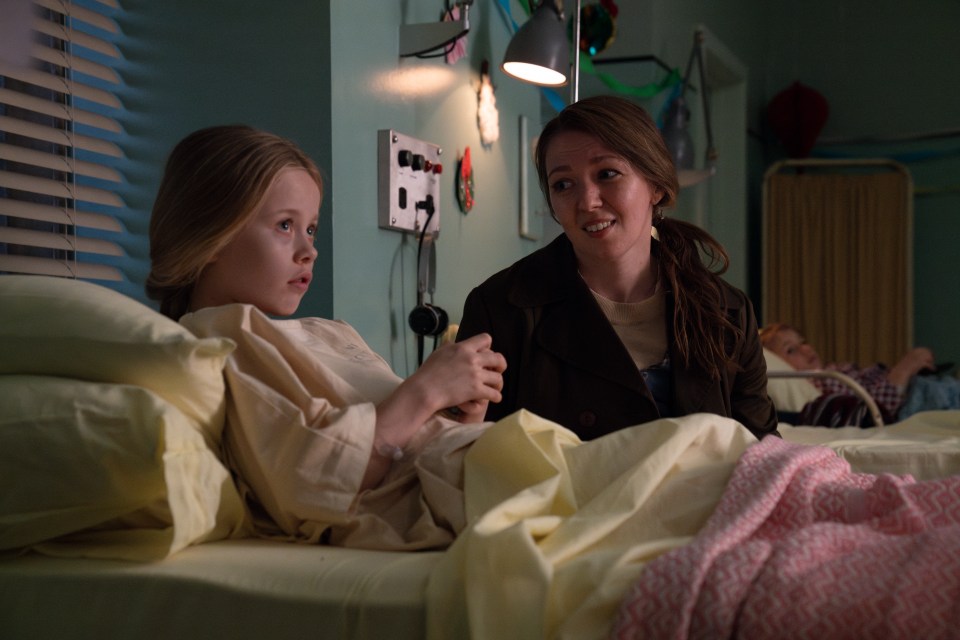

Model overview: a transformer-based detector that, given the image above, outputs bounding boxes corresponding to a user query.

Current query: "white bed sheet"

[0,538,441,640]
[779,409,960,480]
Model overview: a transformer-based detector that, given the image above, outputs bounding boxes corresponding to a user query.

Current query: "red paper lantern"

[766,82,829,158]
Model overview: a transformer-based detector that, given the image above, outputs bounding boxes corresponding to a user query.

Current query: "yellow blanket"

[426,410,758,640]
[426,410,960,639]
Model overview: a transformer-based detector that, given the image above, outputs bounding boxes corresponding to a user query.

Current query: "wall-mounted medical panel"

[378,129,444,234]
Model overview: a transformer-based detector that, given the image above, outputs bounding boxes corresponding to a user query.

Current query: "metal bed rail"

[767,369,885,426]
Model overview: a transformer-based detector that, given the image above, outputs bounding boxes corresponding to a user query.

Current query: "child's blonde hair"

[147,125,323,319]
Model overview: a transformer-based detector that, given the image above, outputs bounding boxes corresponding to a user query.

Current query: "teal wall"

[116,0,546,376]
[116,0,334,318]
[749,0,960,365]
[114,0,960,372]
[327,1,545,376]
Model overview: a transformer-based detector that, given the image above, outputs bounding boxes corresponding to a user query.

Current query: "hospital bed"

[2,276,959,639]
[764,348,886,426]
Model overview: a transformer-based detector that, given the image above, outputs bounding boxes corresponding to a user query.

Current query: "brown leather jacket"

[457,234,779,441]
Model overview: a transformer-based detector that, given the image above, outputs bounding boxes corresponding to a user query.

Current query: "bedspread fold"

[426,410,757,640]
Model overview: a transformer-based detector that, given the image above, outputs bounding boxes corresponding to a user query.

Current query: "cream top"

[590,288,668,370]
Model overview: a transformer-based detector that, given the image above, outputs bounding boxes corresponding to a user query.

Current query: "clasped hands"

[416,332,507,424]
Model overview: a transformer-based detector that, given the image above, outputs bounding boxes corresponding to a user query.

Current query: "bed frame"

[767,368,885,426]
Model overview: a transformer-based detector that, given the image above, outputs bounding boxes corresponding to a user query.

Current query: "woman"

[457,95,778,440]
[147,125,506,550]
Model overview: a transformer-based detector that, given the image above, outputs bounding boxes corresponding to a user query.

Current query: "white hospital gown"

[180,304,488,550]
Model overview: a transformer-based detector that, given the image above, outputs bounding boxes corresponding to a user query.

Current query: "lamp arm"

[679,39,697,99]
[690,30,717,167]
[399,1,472,57]
[571,0,581,103]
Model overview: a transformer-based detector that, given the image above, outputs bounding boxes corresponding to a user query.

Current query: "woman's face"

[544,130,663,270]
[190,167,321,316]
[768,328,823,370]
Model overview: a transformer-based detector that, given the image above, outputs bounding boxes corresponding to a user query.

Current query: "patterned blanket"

[612,436,960,639]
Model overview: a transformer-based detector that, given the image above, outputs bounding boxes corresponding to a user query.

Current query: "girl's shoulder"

[182,304,363,345]
[182,304,391,369]
[283,315,368,345]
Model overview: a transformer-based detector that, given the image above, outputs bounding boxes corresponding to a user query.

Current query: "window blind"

[0,0,125,281]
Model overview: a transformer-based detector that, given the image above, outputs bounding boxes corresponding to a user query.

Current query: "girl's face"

[190,167,320,316]
[544,130,662,270]
[768,328,823,370]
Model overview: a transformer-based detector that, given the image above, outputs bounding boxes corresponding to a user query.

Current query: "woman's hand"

[887,347,935,387]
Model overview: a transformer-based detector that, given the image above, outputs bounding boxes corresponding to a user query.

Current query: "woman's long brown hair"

[534,95,740,378]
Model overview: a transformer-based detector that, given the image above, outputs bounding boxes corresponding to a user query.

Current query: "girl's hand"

[443,399,490,424]
[412,333,506,412]
[363,333,505,490]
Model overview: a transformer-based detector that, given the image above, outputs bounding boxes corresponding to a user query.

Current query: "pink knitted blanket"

[612,437,960,639]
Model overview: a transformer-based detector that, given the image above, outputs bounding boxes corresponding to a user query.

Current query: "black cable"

[415,40,457,59]
[414,197,436,367]
[415,196,436,278]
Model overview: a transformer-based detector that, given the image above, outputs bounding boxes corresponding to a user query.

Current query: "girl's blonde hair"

[534,95,738,379]
[146,125,323,319]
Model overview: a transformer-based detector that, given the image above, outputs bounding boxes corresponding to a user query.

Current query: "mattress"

[0,538,442,640]
[779,409,960,480]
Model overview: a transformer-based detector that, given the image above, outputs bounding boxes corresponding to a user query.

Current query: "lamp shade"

[501,1,569,87]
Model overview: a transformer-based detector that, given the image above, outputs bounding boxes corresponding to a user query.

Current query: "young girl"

[147,125,506,550]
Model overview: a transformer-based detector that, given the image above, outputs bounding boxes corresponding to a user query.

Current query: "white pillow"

[0,376,247,560]
[764,348,821,412]
[0,275,248,559]
[0,275,236,447]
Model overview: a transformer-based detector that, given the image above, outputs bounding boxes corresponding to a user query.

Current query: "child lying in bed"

[759,322,945,420]
[146,125,506,549]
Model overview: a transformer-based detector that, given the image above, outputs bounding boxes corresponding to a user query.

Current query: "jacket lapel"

[669,339,712,414]
[508,235,647,393]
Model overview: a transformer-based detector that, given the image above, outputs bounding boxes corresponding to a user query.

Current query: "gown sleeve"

[180,304,402,541]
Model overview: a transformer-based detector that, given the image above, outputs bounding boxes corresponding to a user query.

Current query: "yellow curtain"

[764,167,911,368]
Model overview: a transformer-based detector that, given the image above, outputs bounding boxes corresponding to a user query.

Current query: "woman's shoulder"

[712,278,751,310]
[471,234,575,305]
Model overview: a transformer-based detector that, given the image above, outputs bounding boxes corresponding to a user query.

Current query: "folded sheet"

[426,410,757,640]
